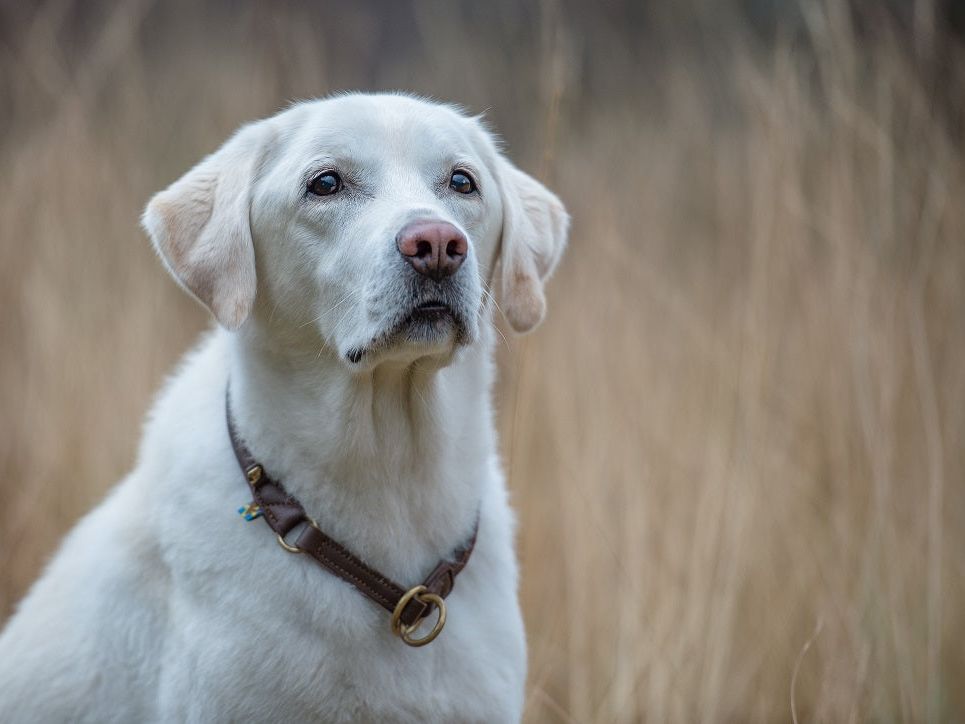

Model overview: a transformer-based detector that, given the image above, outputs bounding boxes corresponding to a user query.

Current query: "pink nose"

[396,220,468,281]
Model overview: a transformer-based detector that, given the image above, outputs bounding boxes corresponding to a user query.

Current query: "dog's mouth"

[345,299,471,365]
[411,299,453,319]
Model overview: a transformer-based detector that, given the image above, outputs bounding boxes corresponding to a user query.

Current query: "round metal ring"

[275,517,318,554]
[276,533,302,553]
[391,585,447,647]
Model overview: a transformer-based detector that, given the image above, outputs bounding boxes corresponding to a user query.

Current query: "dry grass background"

[1,1,964,721]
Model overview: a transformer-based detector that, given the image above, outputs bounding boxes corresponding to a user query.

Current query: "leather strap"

[226,393,477,629]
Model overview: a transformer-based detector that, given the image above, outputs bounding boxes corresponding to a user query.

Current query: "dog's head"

[142,94,568,369]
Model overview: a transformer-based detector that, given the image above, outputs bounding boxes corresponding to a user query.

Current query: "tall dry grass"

[1,2,963,721]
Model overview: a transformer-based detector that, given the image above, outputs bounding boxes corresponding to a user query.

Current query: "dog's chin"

[342,303,475,370]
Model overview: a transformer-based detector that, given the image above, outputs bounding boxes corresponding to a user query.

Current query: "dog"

[0,93,568,722]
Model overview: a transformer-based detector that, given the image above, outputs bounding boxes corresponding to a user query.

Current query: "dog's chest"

[155,508,525,722]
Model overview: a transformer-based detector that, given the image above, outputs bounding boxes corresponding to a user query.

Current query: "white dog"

[0,94,568,722]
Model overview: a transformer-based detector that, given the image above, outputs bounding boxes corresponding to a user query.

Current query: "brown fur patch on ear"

[206,240,257,330]
[149,178,216,267]
[503,262,546,333]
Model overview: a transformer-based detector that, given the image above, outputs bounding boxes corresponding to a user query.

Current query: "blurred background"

[1,0,964,721]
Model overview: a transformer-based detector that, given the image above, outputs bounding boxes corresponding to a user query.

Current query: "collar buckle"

[391,585,447,647]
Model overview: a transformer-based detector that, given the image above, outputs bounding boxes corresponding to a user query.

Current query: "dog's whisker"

[479,286,510,350]
[268,299,282,324]
[481,283,507,318]
[298,288,362,329]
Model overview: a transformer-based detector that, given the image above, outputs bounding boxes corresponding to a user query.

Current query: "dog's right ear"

[141,123,266,330]
[495,159,570,334]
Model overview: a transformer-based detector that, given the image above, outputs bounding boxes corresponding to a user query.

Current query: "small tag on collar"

[238,502,263,521]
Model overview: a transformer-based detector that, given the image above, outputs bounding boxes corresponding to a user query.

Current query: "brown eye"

[449,170,476,194]
[308,172,341,196]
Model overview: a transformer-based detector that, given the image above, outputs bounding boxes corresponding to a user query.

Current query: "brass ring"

[391,585,447,647]
[275,517,318,554]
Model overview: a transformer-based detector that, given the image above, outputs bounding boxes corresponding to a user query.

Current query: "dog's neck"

[224,320,497,578]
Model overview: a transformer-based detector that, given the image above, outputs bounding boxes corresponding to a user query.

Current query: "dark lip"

[345,300,465,364]
[412,300,451,316]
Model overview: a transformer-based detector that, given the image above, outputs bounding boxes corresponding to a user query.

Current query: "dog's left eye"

[308,172,342,197]
[449,171,477,194]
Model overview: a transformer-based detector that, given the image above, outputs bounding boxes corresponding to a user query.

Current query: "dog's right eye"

[307,172,342,197]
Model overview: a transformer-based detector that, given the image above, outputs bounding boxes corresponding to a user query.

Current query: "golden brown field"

[1,1,963,721]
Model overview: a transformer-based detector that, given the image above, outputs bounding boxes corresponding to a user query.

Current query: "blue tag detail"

[238,503,263,521]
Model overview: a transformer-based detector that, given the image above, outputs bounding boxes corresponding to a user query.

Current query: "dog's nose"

[396,220,468,280]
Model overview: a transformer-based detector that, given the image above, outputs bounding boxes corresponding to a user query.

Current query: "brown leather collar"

[226,392,477,646]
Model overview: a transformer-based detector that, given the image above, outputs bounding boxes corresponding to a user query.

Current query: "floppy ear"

[141,124,266,330]
[496,159,570,333]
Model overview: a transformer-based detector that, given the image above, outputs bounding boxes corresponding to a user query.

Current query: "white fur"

[0,94,568,723]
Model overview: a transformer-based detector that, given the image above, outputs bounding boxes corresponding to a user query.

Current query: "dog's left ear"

[496,159,570,333]
[141,123,266,330]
